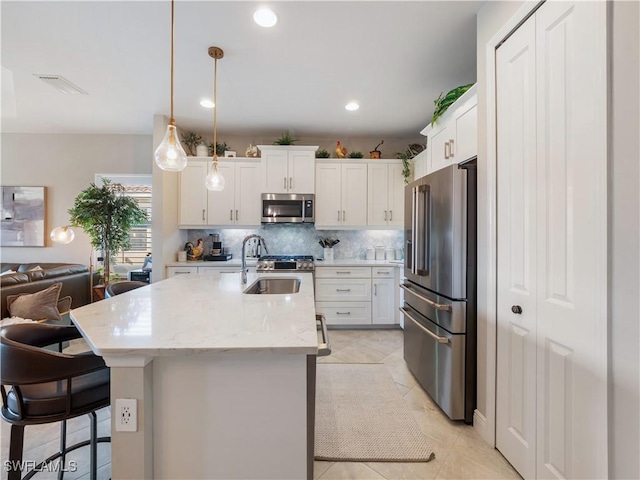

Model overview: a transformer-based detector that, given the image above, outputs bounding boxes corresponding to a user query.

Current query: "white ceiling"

[1,1,483,138]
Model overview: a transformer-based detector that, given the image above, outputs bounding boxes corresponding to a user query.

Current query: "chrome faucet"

[241,234,269,284]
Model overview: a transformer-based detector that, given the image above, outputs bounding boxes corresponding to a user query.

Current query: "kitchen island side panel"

[152,353,308,480]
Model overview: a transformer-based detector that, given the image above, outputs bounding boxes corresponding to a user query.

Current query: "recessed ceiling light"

[200,99,214,108]
[254,8,277,28]
[345,102,360,111]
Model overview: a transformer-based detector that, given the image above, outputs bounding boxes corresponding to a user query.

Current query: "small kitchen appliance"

[256,255,315,272]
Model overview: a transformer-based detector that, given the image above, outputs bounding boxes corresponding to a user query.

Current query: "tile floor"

[1,330,521,480]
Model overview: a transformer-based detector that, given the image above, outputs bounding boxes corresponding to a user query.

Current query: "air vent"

[33,74,88,95]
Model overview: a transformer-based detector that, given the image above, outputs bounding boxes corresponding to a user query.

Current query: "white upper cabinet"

[367,161,404,228]
[421,84,477,175]
[179,158,262,228]
[258,145,318,194]
[179,159,209,226]
[315,162,367,229]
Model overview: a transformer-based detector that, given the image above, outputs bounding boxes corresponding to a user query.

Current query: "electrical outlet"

[115,398,137,432]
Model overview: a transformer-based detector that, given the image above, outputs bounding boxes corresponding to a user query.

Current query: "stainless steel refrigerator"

[402,159,476,423]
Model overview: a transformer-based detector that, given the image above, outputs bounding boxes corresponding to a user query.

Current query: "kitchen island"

[70,272,318,480]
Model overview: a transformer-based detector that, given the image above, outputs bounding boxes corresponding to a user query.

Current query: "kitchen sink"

[244,277,301,295]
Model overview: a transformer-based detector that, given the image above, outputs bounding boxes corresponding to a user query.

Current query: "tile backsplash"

[185,224,404,261]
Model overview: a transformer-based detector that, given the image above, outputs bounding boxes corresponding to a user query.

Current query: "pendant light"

[50,225,75,244]
[205,47,226,191]
[154,0,188,172]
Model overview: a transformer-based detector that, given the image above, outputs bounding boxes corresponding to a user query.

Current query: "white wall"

[609,2,640,478]
[0,133,152,265]
[475,0,525,439]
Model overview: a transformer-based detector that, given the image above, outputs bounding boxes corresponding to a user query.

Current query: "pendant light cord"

[169,0,176,126]
[212,55,219,171]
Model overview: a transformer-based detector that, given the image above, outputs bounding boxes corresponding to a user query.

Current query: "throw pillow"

[7,283,63,321]
[27,265,43,271]
[0,269,17,276]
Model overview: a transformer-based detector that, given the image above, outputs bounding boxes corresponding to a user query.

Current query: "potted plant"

[208,141,229,156]
[348,151,364,158]
[68,179,147,285]
[396,148,416,184]
[431,83,474,126]
[273,131,297,145]
[181,131,202,156]
[316,148,330,158]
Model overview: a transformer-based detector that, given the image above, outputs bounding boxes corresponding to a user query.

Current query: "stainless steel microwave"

[261,193,314,224]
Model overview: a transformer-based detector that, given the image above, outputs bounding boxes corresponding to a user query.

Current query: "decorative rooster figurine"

[335,141,347,159]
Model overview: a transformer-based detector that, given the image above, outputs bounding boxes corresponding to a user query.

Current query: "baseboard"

[473,409,494,447]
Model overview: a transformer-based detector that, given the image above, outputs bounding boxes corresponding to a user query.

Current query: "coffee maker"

[203,234,232,261]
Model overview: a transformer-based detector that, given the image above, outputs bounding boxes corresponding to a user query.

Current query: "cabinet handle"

[236,210,239,221]
[444,141,450,159]
[175,271,191,275]
[390,210,393,221]
[289,177,293,189]
[230,210,233,221]
[374,284,377,296]
[343,210,346,222]
[384,210,387,221]
[449,139,455,157]
[336,289,351,292]
[336,271,351,274]
[337,210,341,222]
[336,312,351,315]
[202,209,205,221]
[284,177,287,189]
[376,271,389,274]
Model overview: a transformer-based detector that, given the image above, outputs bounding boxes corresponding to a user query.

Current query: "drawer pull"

[336,289,351,292]
[376,271,390,274]
[400,283,452,312]
[336,271,351,274]
[336,312,351,315]
[400,307,449,344]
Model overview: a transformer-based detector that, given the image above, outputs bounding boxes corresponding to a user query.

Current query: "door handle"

[289,177,293,189]
[449,139,455,157]
[444,141,450,159]
[235,210,239,221]
[230,210,233,221]
[400,307,449,344]
[390,210,393,221]
[511,305,523,314]
[384,210,387,221]
[343,210,346,222]
[399,283,451,312]
[337,210,341,222]
[202,209,205,221]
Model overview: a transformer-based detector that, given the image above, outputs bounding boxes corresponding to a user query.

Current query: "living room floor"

[1,330,520,480]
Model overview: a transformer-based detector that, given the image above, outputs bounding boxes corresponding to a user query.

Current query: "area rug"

[315,363,435,462]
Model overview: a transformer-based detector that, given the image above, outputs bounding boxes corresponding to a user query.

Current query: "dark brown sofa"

[1,263,91,319]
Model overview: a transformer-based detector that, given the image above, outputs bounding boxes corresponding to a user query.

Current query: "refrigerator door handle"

[400,307,449,344]
[400,283,452,312]
[415,184,429,276]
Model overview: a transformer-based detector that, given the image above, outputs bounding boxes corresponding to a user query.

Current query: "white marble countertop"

[70,272,318,357]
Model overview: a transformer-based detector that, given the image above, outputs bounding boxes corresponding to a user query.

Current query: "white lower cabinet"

[372,267,396,325]
[315,265,398,326]
[166,265,252,278]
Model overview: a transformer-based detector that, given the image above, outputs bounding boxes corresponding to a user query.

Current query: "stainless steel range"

[256,255,315,273]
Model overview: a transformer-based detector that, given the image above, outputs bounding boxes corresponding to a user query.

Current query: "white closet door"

[534,2,607,479]
[496,14,538,480]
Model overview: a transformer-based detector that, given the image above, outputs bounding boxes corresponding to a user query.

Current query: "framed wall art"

[0,186,46,247]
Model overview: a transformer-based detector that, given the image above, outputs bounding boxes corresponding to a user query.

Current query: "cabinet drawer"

[315,302,371,326]
[372,267,395,278]
[314,267,371,279]
[198,267,241,277]
[166,267,198,277]
[315,278,371,302]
